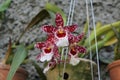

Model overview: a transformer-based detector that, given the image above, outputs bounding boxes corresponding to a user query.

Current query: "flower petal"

[70,56,80,66]
[76,46,86,53]
[53,45,60,59]
[68,34,76,44]
[75,32,84,42]
[46,34,55,43]
[41,53,53,62]
[64,24,78,32]
[55,13,64,27]
[43,59,57,73]
[43,65,50,73]
[35,42,45,49]
[68,33,84,43]
[55,34,69,47]
[42,25,55,33]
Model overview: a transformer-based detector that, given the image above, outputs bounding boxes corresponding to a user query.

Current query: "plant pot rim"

[0,64,28,76]
[107,60,120,71]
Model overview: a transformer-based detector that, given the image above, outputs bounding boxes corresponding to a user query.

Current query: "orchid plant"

[3,2,120,80]
[35,13,86,73]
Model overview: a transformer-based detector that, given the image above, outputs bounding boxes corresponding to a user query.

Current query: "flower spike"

[35,13,87,72]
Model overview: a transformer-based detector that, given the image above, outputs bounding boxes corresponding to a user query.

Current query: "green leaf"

[16,9,49,43]
[84,21,120,46]
[32,62,47,80]
[7,44,28,80]
[83,21,88,34]
[45,3,67,25]
[99,52,114,64]
[104,37,117,46]
[0,0,11,12]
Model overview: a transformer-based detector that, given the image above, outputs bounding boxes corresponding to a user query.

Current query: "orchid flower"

[42,13,77,47]
[35,13,87,73]
[68,33,86,65]
[35,35,59,62]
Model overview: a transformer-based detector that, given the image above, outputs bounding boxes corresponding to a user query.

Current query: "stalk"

[84,21,120,46]
[2,38,12,64]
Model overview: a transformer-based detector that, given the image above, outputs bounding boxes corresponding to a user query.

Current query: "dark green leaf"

[7,44,28,80]
[0,0,11,12]
[16,9,49,43]
[32,62,47,80]
[99,52,114,64]
[24,9,49,32]
[45,3,67,25]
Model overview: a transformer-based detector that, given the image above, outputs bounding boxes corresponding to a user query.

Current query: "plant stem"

[84,21,120,46]
[2,38,12,64]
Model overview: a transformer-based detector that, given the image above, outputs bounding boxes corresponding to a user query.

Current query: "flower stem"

[2,38,12,64]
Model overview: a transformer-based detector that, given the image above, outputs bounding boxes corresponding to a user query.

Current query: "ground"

[0,0,120,80]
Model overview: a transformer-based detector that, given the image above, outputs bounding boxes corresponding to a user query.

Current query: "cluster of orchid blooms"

[35,13,86,73]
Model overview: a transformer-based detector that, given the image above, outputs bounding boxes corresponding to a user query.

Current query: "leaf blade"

[7,44,28,80]
[32,62,47,80]
[0,0,11,12]
[16,9,49,43]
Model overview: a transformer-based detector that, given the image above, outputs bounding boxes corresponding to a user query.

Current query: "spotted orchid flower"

[35,35,59,62]
[35,13,87,73]
[42,13,77,47]
[68,33,86,65]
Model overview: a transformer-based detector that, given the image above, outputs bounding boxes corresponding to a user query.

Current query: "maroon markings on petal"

[76,32,84,42]
[68,34,76,44]
[64,24,78,32]
[47,34,55,43]
[56,29,66,38]
[55,13,64,27]
[76,46,86,53]
[70,47,77,55]
[35,42,45,49]
[44,48,51,53]
[53,45,60,59]
[42,25,55,33]
[68,33,84,43]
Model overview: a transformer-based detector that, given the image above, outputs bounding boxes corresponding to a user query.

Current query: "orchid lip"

[43,47,52,54]
[55,30,67,38]
[44,48,51,53]
[70,48,77,55]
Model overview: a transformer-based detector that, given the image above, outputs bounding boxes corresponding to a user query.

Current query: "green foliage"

[17,3,66,43]
[84,21,120,47]
[7,44,28,80]
[111,26,120,60]
[4,2,120,80]
[0,0,11,11]
[6,2,67,80]
[16,9,49,43]
[0,0,11,19]
[32,62,47,80]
